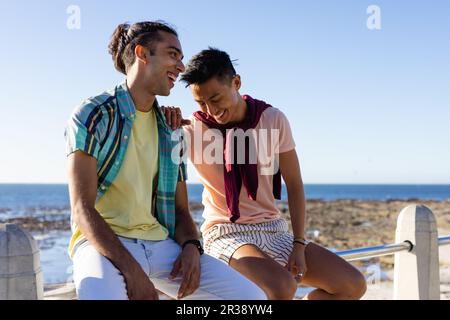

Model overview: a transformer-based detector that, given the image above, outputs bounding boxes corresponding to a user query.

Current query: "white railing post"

[393,204,440,300]
[0,223,44,300]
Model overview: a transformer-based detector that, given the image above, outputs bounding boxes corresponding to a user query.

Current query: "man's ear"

[135,45,148,65]
[232,74,242,90]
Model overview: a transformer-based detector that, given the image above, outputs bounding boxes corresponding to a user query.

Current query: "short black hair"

[180,47,236,86]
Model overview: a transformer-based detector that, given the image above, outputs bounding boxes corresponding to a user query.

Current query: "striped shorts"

[202,218,294,265]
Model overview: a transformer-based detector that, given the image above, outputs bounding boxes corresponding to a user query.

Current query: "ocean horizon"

[1,183,449,213]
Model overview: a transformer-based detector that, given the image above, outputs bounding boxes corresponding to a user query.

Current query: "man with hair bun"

[64,21,266,300]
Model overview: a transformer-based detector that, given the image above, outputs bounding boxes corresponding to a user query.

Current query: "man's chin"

[214,117,229,125]
[157,88,171,97]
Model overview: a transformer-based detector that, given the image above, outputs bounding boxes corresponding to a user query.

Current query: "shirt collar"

[116,81,136,120]
[116,81,171,131]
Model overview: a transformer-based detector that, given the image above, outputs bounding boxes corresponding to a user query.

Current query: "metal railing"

[330,204,449,300]
[337,236,450,262]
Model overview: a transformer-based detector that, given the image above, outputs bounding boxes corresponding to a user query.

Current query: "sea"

[1,183,449,285]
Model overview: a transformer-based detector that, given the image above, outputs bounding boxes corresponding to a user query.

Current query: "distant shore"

[3,199,450,268]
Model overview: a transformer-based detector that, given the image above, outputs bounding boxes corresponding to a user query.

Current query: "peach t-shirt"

[183,106,296,233]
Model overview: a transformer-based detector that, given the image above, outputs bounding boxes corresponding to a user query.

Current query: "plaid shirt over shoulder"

[64,82,187,238]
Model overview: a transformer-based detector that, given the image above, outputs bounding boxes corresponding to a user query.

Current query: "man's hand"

[285,243,308,283]
[161,106,191,130]
[169,244,201,299]
[124,264,159,300]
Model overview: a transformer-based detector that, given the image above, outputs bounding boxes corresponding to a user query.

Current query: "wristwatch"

[182,239,204,255]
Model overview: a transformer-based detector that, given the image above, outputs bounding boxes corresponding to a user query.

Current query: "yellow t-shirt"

[69,108,168,257]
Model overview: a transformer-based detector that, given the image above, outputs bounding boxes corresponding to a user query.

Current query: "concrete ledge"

[43,283,173,300]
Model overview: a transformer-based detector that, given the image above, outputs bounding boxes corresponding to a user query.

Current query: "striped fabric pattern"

[202,218,295,265]
[65,81,186,238]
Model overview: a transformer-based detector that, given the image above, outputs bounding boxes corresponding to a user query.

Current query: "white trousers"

[73,237,266,300]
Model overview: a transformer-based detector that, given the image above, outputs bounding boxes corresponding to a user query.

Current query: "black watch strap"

[182,239,204,255]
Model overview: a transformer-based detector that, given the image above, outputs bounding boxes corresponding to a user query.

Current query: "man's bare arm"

[67,150,158,299]
[173,181,200,244]
[169,180,201,299]
[279,149,306,240]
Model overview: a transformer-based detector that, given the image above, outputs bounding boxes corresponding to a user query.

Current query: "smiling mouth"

[167,72,177,82]
[214,109,226,120]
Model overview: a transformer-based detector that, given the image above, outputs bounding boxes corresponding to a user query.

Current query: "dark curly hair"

[108,21,178,75]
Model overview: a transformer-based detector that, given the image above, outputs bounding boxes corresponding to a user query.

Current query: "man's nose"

[177,60,185,73]
[206,104,218,115]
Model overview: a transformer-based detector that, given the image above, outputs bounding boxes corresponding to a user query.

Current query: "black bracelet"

[182,239,204,255]
[293,239,310,246]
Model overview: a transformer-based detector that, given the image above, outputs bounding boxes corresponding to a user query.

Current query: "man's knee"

[346,270,367,299]
[73,245,129,300]
[76,277,128,300]
[265,274,297,300]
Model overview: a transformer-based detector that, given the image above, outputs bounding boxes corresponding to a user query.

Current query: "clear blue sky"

[0,0,449,184]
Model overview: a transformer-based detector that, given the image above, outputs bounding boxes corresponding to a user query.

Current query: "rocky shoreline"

[3,199,450,268]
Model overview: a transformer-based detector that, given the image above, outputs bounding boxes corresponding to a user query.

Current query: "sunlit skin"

[162,75,247,129]
[127,31,185,112]
[190,75,247,125]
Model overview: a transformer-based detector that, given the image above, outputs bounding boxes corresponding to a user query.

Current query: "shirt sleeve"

[64,103,103,160]
[276,109,296,153]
